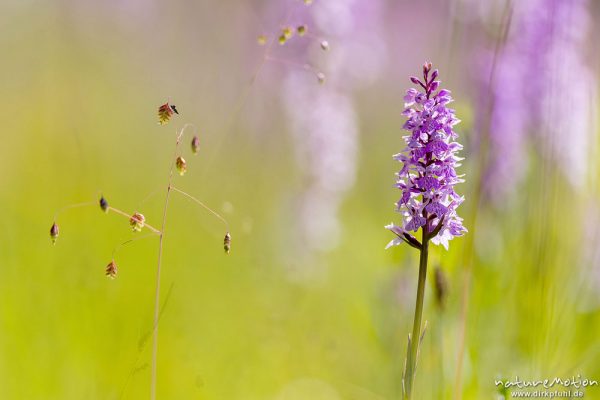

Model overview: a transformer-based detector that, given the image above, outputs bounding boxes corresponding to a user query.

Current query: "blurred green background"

[1,0,600,399]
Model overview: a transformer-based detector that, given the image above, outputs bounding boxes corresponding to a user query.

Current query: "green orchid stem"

[404,229,429,400]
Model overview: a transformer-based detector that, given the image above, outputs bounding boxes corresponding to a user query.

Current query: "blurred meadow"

[1,0,600,399]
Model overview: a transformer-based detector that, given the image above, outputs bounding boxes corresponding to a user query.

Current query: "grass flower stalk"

[50,110,231,399]
[149,127,181,400]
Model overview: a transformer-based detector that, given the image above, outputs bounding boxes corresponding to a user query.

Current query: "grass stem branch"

[171,186,229,230]
[107,206,161,235]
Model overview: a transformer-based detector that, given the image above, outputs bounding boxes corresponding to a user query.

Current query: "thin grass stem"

[171,187,230,230]
[200,4,298,179]
[265,55,318,74]
[53,202,95,220]
[119,283,175,400]
[453,2,513,398]
[150,126,186,400]
[111,234,156,259]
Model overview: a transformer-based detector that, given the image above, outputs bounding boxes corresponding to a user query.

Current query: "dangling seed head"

[224,232,231,254]
[320,40,329,51]
[106,260,118,279]
[99,196,108,213]
[50,222,59,244]
[282,26,293,39]
[130,212,145,232]
[303,0,313,4]
[158,102,175,125]
[316,72,326,85]
[257,34,267,45]
[191,136,200,155]
[278,34,287,45]
[297,25,307,36]
[176,156,187,176]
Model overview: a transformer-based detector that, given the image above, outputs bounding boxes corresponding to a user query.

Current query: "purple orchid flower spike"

[386,63,466,400]
[386,62,466,251]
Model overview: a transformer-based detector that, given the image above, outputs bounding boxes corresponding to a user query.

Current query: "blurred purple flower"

[477,0,597,201]
[386,64,466,250]
[284,0,386,259]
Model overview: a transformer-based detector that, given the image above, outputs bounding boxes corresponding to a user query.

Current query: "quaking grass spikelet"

[99,196,108,213]
[158,102,179,125]
[50,222,59,244]
[176,156,187,176]
[191,136,200,155]
[105,260,117,279]
[130,212,146,232]
[224,232,231,254]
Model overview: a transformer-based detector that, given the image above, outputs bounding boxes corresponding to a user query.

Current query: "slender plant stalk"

[200,5,299,179]
[171,187,229,230]
[453,4,512,398]
[389,63,466,399]
[53,202,95,220]
[147,8,290,391]
[150,129,184,400]
[404,229,429,400]
[53,203,161,236]
[147,6,310,396]
[50,112,231,399]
